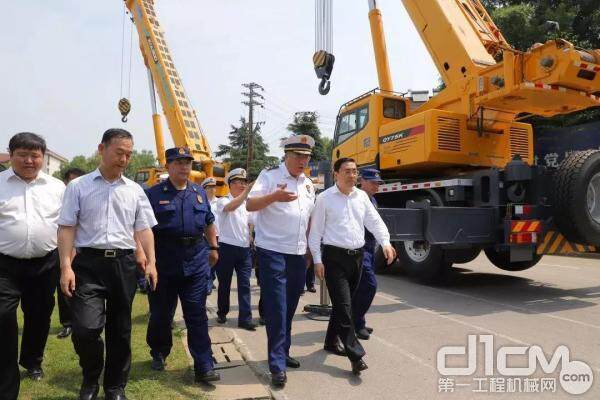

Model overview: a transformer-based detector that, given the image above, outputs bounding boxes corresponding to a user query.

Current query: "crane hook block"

[118,98,131,123]
[313,50,335,95]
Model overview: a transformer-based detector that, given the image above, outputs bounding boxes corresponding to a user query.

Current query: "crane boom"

[125,0,212,162]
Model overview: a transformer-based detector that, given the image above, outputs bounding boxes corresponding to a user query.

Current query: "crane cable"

[314,0,335,95]
[118,10,133,123]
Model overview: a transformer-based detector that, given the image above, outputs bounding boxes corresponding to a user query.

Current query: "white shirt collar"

[91,168,125,184]
[6,167,48,184]
[332,183,357,197]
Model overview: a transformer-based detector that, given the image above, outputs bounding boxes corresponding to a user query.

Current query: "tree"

[215,117,278,178]
[286,112,330,161]
[54,150,157,180]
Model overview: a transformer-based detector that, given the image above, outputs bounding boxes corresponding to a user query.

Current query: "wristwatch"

[209,246,219,251]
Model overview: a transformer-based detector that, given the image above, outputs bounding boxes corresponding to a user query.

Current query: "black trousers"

[0,250,58,400]
[70,251,137,393]
[323,245,365,362]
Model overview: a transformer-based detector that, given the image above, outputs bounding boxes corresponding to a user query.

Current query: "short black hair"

[101,128,133,145]
[333,157,356,172]
[8,132,46,155]
[63,167,85,181]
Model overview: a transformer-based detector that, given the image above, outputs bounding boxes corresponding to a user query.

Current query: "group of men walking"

[0,128,394,400]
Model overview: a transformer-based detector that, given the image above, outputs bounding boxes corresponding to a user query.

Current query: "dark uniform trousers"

[257,247,306,373]
[352,237,377,331]
[252,246,264,319]
[323,245,366,362]
[70,249,138,393]
[215,242,253,324]
[146,244,214,373]
[305,260,315,290]
[0,250,58,400]
[57,280,72,328]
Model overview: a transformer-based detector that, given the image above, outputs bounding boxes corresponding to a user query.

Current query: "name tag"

[159,200,170,205]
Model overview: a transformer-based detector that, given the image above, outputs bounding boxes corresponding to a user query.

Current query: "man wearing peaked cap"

[201,177,219,295]
[144,146,221,384]
[213,168,257,331]
[353,168,384,342]
[246,135,316,387]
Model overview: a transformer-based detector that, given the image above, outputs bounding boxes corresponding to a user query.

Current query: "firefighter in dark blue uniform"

[353,168,383,340]
[145,147,220,383]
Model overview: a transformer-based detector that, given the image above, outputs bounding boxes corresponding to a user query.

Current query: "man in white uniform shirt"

[214,168,257,331]
[308,157,396,375]
[202,177,219,294]
[246,135,315,388]
[0,132,65,400]
[57,129,158,400]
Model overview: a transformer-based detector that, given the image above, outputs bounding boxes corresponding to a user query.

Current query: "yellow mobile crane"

[315,0,600,280]
[124,0,227,194]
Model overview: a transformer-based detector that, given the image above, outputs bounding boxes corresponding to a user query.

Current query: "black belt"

[323,244,363,257]
[159,236,203,246]
[78,248,134,258]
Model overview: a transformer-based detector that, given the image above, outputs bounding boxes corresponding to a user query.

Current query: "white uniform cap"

[225,168,247,185]
[280,135,315,155]
[201,177,217,188]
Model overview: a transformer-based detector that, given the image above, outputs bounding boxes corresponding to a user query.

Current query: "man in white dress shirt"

[308,157,396,375]
[57,129,158,400]
[246,135,316,387]
[0,132,65,400]
[202,177,219,294]
[214,168,257,331]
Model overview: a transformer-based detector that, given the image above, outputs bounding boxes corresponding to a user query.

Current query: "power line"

[241,82,264,171]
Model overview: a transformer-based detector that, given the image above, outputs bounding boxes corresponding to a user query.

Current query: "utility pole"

[242,82,264,172]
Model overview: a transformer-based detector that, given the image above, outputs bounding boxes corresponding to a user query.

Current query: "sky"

[0,0,439,160]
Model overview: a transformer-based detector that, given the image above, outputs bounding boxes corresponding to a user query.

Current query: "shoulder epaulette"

[267,165,279,171]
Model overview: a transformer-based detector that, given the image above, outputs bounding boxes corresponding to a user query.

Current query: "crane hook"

[118,98,131,123]
[319,77,331,95]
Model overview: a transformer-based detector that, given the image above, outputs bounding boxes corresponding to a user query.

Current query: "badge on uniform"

[306,185,311,193]
[277,183,287,190]
[197,194,203,204]
[159,200,170,205]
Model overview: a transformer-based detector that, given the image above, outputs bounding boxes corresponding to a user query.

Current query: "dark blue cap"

[165,147,193,163]
[360,168,384,183]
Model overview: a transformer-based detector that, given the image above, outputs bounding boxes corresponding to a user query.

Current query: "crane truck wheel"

[554,150,600,245]
[396,240,451,282]
[484,247,542,271]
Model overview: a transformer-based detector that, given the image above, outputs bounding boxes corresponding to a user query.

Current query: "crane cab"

[332,89,409,170]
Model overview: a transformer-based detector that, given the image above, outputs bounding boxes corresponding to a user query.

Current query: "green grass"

[18,293,209,400]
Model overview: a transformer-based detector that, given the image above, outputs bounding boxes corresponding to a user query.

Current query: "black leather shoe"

[356,328,370,340]
[57,326,72,339]
[258,317,266,326]
[105,394,127,400]
[285,356,300,368]
[151,354,166,371]
[307,286,317,293]
[25,367,43,381]
[271,371,287,388]
[217,315,227,324]
[78,382,99,400]
[238,321,257,331]
[351,359,368,375]
[365,326,374,334]
[195,369,221,383]
[323,343,347,356]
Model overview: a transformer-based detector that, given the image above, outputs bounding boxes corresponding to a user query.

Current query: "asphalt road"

[207,254,600,399]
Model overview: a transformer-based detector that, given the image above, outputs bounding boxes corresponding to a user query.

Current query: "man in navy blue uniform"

[145,147,220,383]
[353,168,383,340]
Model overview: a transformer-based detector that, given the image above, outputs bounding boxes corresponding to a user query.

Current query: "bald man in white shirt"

[308,157,395,375]
[0,132,65,400]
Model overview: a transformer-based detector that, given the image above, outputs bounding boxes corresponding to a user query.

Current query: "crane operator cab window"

[383,98,406,119]
[334,105,369,146]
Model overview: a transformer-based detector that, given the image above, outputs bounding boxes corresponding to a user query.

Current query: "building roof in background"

[46,149,68,162]
[0,153,9,163]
